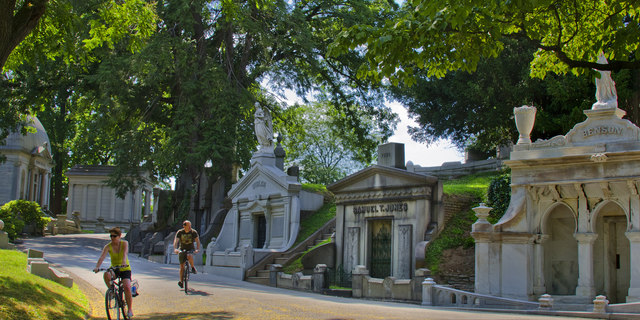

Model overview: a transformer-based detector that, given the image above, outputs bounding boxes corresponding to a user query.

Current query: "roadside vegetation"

[0,249,89,320]
[425,170,511,275]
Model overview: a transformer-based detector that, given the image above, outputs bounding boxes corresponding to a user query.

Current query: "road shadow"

[89,311,234,319]
[184,289,211,296]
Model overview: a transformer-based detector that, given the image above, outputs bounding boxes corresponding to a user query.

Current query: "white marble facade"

[329,164,443,279]
[474,61,640,304]
[205,153,323,279]
[65,165,152,231]
[0,116,53,209]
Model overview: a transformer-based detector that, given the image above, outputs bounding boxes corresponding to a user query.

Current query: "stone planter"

[514,105,537,144]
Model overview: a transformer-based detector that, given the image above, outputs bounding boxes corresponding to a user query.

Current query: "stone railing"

[422,278,539,309]
[271,264,328,293]
[351,266,429,302]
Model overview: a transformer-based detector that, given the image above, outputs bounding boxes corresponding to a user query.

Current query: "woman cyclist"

[94,227,134,318]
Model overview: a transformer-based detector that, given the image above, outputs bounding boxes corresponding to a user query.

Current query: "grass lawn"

[0,249,89,320]
[442,171,503,199]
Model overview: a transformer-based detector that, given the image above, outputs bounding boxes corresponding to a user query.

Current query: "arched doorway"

[543,205,578,295]
[593,202,630,303]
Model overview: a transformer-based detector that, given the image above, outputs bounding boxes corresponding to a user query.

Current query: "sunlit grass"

[0,249,89,320]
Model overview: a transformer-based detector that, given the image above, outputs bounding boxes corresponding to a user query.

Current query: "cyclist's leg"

[103,270,114,288]
[122,278,133,316]
[187,254,196,273]
[179,262,185,283]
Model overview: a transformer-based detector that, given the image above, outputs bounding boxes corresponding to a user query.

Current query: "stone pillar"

[269,264,282,287]
[422,278,436,306]
[413,268,430,301]
[471,204,493,295]
[574,232,598,300]
[81,184,88,220]
[351,265,368,298]
[500,233,534,299]
[313,264,327,293]
[625,231,640,301]
[592,295,609,313]
[533,234,550,296]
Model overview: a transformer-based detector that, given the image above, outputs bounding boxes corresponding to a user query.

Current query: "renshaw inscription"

[583,125,623,138]
[353,202,408,214]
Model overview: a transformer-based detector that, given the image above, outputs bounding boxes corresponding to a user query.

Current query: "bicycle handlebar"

[94,265,129,273]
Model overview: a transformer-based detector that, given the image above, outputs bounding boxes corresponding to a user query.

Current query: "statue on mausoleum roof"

[592,52,618,110]
[254,102,273,152]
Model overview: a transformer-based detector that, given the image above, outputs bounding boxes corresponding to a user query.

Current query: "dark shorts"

[114,269,132,280]
[178,249,194,264]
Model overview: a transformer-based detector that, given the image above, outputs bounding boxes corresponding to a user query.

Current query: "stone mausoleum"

[328,143,443,279]
[66,165,153,231]
[205,104,323,279]
[0,116,53,208]
[473,55,640,304]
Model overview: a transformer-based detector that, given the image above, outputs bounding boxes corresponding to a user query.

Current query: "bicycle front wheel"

[105,287,128,320]
[183,263,190,294]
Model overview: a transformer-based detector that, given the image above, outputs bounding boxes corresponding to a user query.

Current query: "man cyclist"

[173,220,201,288]
[94,227,134,318]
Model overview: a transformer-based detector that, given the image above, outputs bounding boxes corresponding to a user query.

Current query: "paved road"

[19,234,584,320]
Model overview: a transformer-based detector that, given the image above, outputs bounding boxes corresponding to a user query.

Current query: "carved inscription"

[353,203,408,214]
[582,125,623,138]
[252,180,266,189]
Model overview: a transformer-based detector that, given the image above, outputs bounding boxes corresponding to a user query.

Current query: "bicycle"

[95,265,131,320]
[179,249,195,294]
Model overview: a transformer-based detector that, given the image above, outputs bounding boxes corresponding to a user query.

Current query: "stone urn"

[0,219,4,230]
[514,105,537,144]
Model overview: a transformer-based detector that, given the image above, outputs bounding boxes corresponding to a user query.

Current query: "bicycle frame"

[179,249,194,294]
[97,265,129,320]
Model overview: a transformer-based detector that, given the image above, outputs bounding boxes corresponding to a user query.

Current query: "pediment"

[228,162,300,200]
[328,165,437,194]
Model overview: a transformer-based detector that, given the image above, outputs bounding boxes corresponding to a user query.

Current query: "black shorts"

[114,269,132,280]
[178,249,194,264]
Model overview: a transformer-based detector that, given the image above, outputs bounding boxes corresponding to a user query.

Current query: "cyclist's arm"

[94,244,109,272]
[173,232,180,253]
[195,236,201,253]
[122,240,130,267]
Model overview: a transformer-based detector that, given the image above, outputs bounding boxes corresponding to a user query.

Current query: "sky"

[387,101,464,167]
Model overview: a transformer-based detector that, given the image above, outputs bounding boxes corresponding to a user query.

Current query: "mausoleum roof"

[0,116,52,159]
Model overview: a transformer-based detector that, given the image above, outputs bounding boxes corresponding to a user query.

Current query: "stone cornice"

[334,187,431,204]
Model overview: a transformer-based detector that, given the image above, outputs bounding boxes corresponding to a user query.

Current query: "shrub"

[0,200,49,240]
[486,172,511,224]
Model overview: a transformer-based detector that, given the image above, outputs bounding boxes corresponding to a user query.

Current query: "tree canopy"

[330,0,640,85]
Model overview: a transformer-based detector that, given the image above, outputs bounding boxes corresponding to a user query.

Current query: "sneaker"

[178,281,183,288]
[127,310,133,318]
[192,267,197,274]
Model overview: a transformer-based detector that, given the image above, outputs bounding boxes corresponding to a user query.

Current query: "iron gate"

[370,222,391,278]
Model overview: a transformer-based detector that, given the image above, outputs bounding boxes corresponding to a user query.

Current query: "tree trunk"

[0,0,47,69]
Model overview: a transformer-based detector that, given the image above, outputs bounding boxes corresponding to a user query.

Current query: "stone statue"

[254,102,273,152]
[592,52,618,110]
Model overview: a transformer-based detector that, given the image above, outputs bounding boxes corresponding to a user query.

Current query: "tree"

[41,0,398,228]
[0,0,47,70]
[388,38,608,151]
[278,101,395,185]
[2,0,156,214]
[330,0,639,84]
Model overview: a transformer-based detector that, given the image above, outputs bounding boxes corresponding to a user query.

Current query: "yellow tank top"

[108,242,131,272]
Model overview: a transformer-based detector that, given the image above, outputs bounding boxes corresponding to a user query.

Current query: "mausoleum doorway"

[593,202,629,303]
[369,219,392,278]
[543,204,578,295]
[255,214,267,249]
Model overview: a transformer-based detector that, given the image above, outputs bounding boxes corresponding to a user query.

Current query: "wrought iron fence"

[327,265,352,288]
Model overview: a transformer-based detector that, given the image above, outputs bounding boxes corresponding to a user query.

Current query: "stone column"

[422,278,436,306]
[313,264,327,293]
[81,185,88,220]
[471,204,493,295]
[269,264,282,287]
[574,232,598,300]
[533,234,550,296]
[351,265,368,298]
[625,231,640,301]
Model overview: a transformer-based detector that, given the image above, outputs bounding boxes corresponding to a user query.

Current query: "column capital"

[574,232,598,244]
[625,231,640,242]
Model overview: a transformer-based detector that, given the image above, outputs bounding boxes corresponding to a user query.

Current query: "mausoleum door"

[256,215,267,249]
[543,206,578,295]
[603,215,630,303]
[369,219,392,278]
